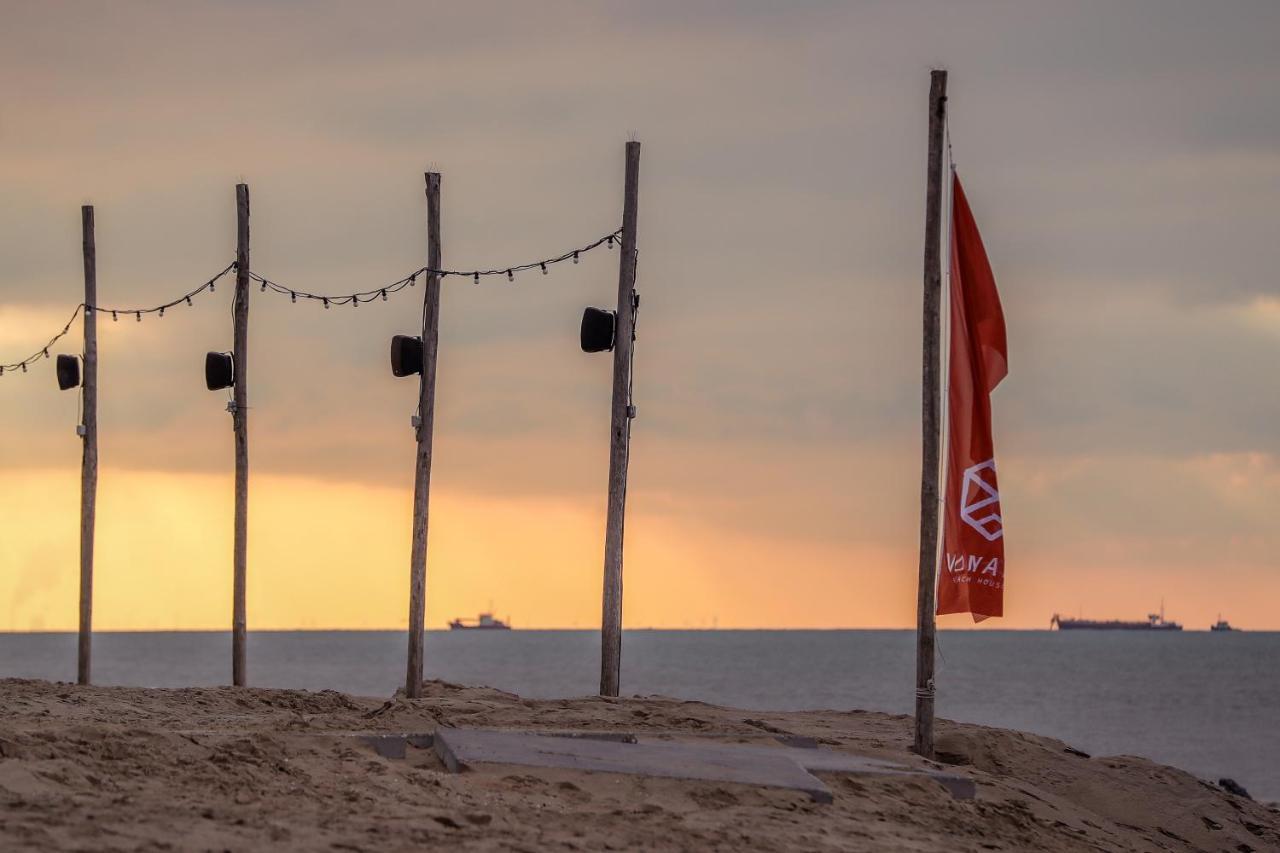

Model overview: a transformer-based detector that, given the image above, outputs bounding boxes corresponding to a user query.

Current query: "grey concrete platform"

[433,728,976,803]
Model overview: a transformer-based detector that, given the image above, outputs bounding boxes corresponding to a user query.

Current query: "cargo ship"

[448,612,511,631]
[1210,615,1238,632]
[1051,604,1182,631]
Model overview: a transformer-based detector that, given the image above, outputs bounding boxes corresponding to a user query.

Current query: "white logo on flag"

[959,459,1003,541]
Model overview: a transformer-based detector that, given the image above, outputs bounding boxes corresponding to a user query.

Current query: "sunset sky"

[3,1,1279,631]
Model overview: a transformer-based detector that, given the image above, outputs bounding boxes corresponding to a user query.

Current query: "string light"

[247,227,619,309]
[1,262,235,379]
[3,223,618,378]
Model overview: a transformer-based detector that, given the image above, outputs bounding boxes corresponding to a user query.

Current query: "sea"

[1,629,1276,802]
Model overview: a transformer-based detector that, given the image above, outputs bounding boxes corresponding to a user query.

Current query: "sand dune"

[0,678,1275,851]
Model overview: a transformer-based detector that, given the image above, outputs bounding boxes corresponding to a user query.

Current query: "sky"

[2,1,1279,631]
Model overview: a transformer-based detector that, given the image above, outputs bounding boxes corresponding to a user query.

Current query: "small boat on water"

[1210,615,1238,632]
[1051,603,1182,631]
[449,612,511,631]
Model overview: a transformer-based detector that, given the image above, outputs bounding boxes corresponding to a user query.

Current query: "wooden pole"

[405,171,442,699]
[599,141,641,697]
[913,70,948,758]
[78,205,98,686]
[232,184,250,687]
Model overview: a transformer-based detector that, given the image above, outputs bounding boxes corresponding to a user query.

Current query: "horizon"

[3,626,1273,634]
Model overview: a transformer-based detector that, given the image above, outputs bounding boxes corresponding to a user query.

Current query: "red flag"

[937,172,1007,621]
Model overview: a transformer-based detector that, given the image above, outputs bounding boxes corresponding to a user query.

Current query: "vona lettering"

[944,553,1001,577]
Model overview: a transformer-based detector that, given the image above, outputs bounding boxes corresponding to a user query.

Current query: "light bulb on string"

[135,312,141,322]
[540,263,548,275]
[186,296,193,307]
[290,292,296,303]
[112,311,118,322]
[474,273,480,285]
[323,298,330,309]
[507,269,514,282]
[380,290,387,301]
[573,251,580,264]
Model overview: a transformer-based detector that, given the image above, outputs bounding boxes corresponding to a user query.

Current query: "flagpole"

[914,68,948,759]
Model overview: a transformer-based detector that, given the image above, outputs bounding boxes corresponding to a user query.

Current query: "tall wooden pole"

[405,171,442,699]
[232,184,250,687]
[599,141,641,697]
[78,205,98,686]
[914,70,948,758]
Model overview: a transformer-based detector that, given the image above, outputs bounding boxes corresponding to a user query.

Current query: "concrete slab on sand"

[434,728,976,803]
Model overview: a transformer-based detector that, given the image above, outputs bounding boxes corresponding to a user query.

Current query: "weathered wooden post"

[232,184,250,687]
[913,70,948,758]
[405,171,442,699]
[78,205,98,686]
[599,141,641,697]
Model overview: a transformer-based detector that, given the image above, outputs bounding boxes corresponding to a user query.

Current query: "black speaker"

[205,352,235,391]
[580,307,616,353]
[390,334,423,377]
[55,354,80,391]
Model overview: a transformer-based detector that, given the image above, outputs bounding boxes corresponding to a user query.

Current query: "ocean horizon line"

[3,626,1274,635]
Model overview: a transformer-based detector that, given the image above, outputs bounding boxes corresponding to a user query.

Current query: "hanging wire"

[0,305,83,376]
[247,228,621,308]
[3,226,617,377]
[617,247,640,557]
[0,261,236,378]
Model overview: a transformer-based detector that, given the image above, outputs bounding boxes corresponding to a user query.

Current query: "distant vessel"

[1210,615,1238,632]
[449,612,511,631]
[1051,604,1182,631]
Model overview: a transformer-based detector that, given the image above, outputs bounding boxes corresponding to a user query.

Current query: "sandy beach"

[0,678,1275,851]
